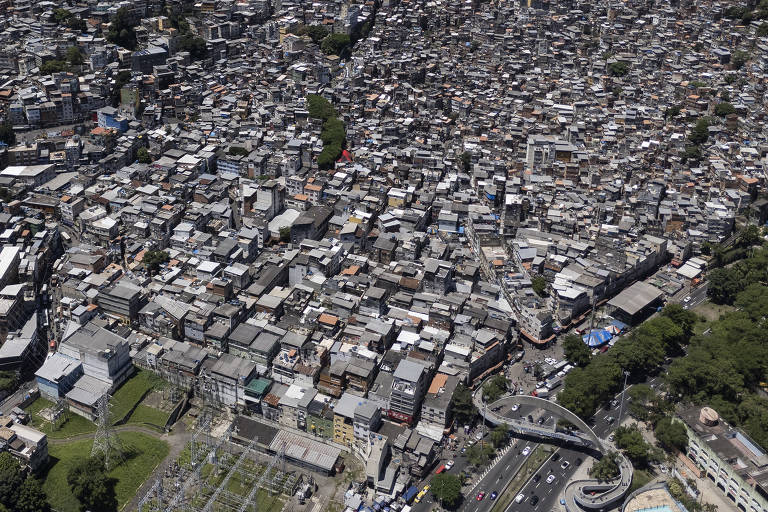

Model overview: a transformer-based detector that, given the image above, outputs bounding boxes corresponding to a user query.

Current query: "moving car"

[476,492,486,501]
[435,464,446,474]
[489,492,498,500]
[546,474,556,484]
[515,493,525,503]
[561,461,570,470]
[445,460,454,470]
[511,404,519,412]
[522,446,532,456]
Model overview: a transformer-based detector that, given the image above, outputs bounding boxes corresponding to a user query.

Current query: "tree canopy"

[714,102,736,117]
[557,304,697,420]
[490,423,508,448]
[613,424,662,468]
[482,374,508,402]
[106,7,138,50]
[654,417,688,453]
[431,473,462,508]
[320,33,351,56]
[689,118,710,145]
[531,275,547,297]
[0,453,50,512]
[142,250,169,275]
[137,147,152,164]
[0,123,15,147]
[607,61,629,77]
[562,334,591,367]
[465,443,494,467]
[450,382,476,425]
[588,451,620,481]
[67,457,116,512]
[295,25,329,44]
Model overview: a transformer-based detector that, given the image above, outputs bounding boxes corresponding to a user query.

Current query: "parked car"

[445,460,454,470]
[529,495,539,506]
[515,493,525,503]
[511,404,519,412]
[561,461,570,470]
[552,453,561,461]
[546,475,556,484]
[532,474,541,483]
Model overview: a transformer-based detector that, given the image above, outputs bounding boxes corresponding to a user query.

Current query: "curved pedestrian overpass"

[474,390,633,510]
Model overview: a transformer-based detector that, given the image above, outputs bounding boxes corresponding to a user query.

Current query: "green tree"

[490,423,508,448]
[279,226,291,242]
[607,61,629,77]
[0,452,24,510]
[53,8,72,24]
[16,477,50,512]
[40,60,66,74]
[459,152,471,172]
[665,105,681,118]
[0,370,18,393]
[142,250,169,276]
[296,25,329,44]
[482,374,508,402]
[320,33,351,56]
[562,334,591,367]
[177,34,207,60]
[655,417,688,453]
[738,224,762,248]
[450,383,477,425]
[106,7,138,50]
[466,443,494,467]
[714,102,736,117]
[531,275,547,297]
[588,451,620,481]
[0,123,15,146]
[137,147,152,163]
[614,424,661,468]
[689,118,710,145]
[306,94,337,120]
[430,473,462,508]
[228,146,250,157]
[66,46,84,66]
[732,50,750,70]
[67,457,116,512]
[682,145,702,164]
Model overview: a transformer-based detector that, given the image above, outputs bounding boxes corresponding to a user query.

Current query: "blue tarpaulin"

[403,486,418,503]
[582,329,612,347]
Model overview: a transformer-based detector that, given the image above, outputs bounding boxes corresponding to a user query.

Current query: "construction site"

[137,410,314,512]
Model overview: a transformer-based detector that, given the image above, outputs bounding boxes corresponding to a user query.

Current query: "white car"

[522,446,532,456]
[446,460,455,470]
[511,404,520,412]
[684,296,691,303]
[546,474,556,484]
[515,493,525,503]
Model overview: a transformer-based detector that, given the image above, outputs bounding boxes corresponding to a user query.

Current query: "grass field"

[42,431,169,512]
[190,460,286,512]
[25,397,97,439]
[110,368,165,424]
[127,404,170,430]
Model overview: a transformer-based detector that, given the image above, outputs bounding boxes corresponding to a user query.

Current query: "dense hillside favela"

[1,0,768,511]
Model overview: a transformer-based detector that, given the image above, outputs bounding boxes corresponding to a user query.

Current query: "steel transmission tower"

[91,394,124,469]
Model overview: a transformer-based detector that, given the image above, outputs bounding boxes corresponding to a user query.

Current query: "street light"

[617,371,630,428]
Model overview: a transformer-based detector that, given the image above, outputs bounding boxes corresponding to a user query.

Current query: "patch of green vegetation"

[627,469,652,495]
[42,432,169,512]
[110,369,165,425]
[25,398,97,439]
[126,405,169,430]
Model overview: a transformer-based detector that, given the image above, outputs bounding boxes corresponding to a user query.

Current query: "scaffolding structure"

[138,418,300,512]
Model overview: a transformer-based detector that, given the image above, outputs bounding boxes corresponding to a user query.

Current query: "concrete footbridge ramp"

[473,388,633,510]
